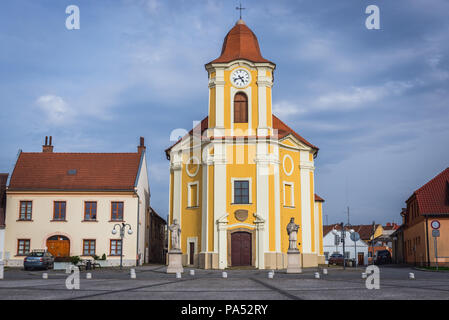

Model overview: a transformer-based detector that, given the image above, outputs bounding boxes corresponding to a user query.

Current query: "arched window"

[234,92,248,123]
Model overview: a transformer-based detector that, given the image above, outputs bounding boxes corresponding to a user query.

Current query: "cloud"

[36,95,72,124]
[272,100,307,118]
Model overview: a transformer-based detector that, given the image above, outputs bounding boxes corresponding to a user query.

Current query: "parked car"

[374,250,392,265]
[24,251,54,270]
[328,253,345,266]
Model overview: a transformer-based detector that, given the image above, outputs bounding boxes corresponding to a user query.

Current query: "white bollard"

[322,269,328,275]
[176,272,181,279]
[0,261,4,280]
[409,272,415,280]
[189,270,195,276]
[268,271,274,279]
[42,273,48,279]
[362,272,367,279]
[65,265,71,274]
[222,271,228,279]
[86,272,92,279]
[314,272,320,279]
[130,272,136,279]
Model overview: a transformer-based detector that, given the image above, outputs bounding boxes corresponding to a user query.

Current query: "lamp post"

[112,223,133,270]
[336,222,354,270]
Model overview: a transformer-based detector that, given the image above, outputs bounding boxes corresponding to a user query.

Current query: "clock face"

[231,69,250,87]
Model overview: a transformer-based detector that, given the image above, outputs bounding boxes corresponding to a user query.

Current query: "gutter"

[133,151,145,267]
[135,189,140,266]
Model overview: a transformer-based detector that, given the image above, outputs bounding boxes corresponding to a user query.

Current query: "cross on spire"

[236,2,246,20]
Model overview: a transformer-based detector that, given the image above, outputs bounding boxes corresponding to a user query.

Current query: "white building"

[3,137,150,267]
[323,224,369,266]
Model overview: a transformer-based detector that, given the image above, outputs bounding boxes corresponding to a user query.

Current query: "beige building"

[4,137,150,267]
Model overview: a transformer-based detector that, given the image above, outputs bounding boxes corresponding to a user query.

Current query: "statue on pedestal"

[286,217,302,273]
[287,217,300,251]
[166,219,183,273]
[169,219,181,252]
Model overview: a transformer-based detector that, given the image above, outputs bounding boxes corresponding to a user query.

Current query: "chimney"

[42,136,54,153]
[138,136,146,154]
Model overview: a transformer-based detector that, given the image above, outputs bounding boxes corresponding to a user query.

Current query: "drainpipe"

[135,189,140,266]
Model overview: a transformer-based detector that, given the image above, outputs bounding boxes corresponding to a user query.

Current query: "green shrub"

[69,256,81,265]
[100,254,107,260]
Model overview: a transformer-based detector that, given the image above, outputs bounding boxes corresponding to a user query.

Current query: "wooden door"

[47,240,70,257]
[358,252,364,266]
[231,232,251,266]
[189,242,195,265]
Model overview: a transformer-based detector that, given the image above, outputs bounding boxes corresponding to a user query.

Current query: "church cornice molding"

[299,162,315,171]
[205,60,276,71]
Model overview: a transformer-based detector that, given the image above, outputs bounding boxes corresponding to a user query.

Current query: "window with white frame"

[187,182,199,207]
[232,178,251,204]
[283,182,294,207]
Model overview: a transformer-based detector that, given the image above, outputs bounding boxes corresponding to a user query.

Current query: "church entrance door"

[231,232,251,266]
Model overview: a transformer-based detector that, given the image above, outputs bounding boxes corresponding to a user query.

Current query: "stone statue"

[286,217,300,251]
[169,219,181,251]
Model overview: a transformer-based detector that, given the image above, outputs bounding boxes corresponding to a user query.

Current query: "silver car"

[24,251,54,270]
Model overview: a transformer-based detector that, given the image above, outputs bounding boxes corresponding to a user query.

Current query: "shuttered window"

[188,184,198,207]
[234,92,248,123]
[283,183,294,207]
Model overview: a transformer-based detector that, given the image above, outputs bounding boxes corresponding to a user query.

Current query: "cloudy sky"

[1,0,448,225]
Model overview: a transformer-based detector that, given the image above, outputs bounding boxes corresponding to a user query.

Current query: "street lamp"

[337,222,354,270]
[112,223,133,270]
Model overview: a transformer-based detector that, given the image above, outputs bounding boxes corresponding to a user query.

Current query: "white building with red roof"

[3,137,150,267]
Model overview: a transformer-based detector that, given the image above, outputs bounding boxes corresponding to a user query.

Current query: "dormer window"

[234,92,248,123]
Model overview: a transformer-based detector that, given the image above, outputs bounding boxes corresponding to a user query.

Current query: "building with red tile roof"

[400,167,449,267]
[3,137,152,267]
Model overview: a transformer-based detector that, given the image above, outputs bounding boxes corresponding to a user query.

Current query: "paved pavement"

[0,264,448,300]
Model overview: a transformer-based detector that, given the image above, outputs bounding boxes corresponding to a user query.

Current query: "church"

[165,19,325,269]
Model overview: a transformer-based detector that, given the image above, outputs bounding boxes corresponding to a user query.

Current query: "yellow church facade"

[166,20,325,269]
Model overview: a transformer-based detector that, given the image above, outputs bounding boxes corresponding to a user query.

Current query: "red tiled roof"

[315,194,324,202]
[9,152,142,191]
[413,167,449,215]
[383,223,399,231]
[165,115,318,156]
[208,20,273,65]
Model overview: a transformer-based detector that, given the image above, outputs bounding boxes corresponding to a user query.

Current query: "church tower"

[166,20,325,270]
